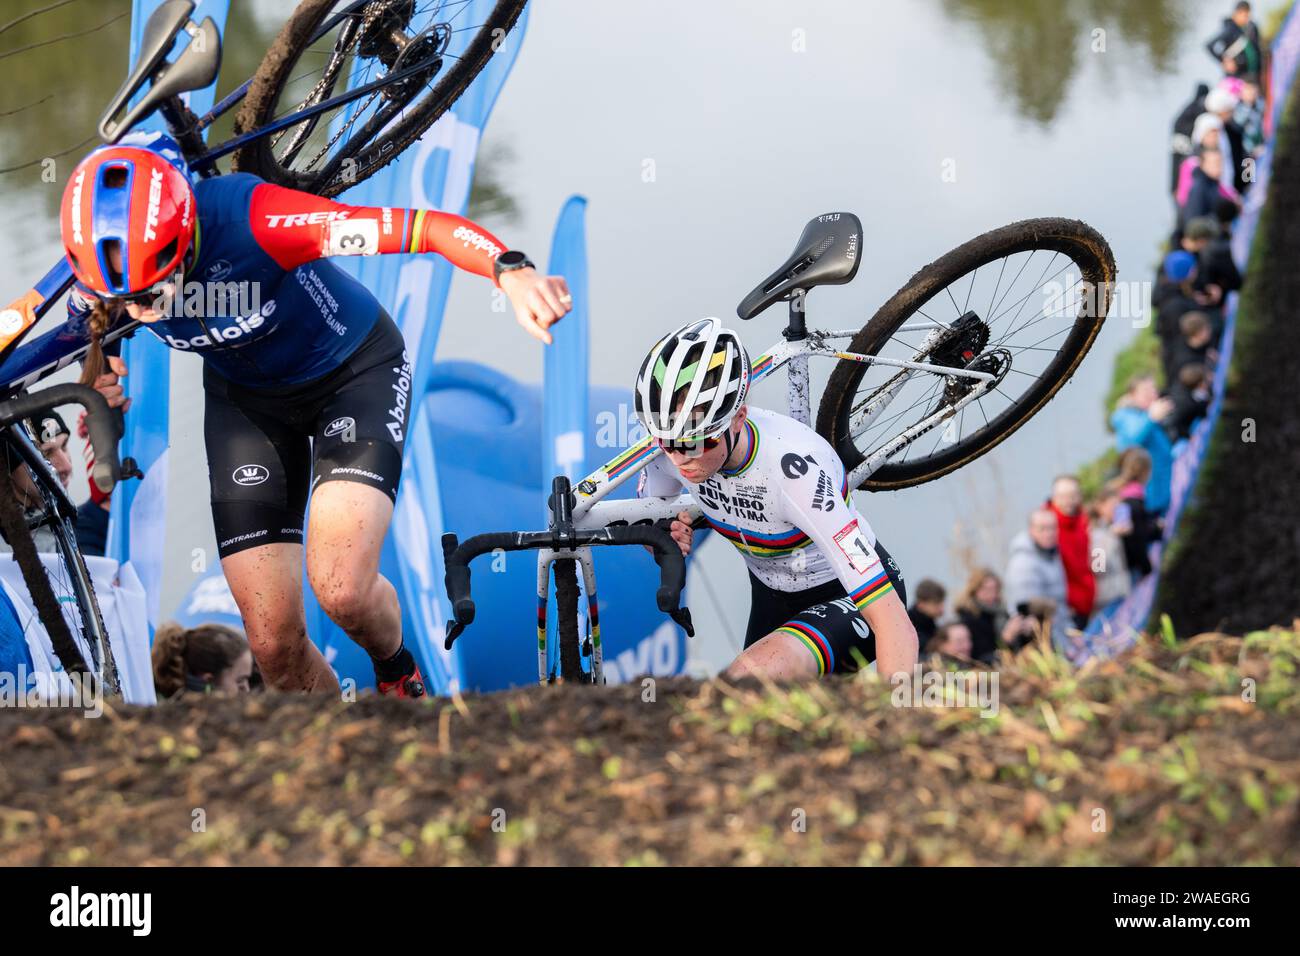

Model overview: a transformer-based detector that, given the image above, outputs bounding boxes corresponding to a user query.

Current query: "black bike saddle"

[736,212,862,320]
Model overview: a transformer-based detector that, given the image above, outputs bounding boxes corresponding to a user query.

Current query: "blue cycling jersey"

[69,174,382,387]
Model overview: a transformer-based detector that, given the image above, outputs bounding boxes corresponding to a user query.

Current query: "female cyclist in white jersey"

[634,318,918,680]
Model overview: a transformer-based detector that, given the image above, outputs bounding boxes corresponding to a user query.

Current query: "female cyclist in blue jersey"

[7,131,571,697]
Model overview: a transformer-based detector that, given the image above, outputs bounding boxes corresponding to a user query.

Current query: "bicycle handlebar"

[0,384,122,494]
[440,522,694,650]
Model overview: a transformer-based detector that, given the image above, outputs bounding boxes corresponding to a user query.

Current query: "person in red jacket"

[1046,475,1095,629]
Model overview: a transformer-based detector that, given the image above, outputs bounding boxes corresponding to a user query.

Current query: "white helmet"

[634,318,750,443]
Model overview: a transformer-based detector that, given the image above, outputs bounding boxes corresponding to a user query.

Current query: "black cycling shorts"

[744,540,906,676]
[204,310,411,559]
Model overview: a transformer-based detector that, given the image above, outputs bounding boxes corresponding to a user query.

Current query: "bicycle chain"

[274,1,388,165]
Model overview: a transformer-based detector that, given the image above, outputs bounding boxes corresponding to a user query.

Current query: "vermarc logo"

[232,464,270,486]
[323,416,355,438]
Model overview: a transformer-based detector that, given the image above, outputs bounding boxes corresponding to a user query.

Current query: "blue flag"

[111,1,233,626]
[313,3,532,691]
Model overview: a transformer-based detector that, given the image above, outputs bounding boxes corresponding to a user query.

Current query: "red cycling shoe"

[377,665,427,699]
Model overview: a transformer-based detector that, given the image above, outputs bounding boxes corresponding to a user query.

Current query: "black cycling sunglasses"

[104,288,163,308]
[657,434,723,455]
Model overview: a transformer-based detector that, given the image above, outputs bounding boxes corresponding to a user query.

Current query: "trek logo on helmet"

[69,169,86,246]
[143,168,164,242]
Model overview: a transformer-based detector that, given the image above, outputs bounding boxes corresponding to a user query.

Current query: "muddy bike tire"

[815,217,1116,491]
[0,458,119,696]
[552,558,590,684]
[232,0,528,197]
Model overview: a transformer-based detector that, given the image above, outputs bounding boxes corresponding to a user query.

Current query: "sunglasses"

[101,287,166,309]
[657,434,723,455]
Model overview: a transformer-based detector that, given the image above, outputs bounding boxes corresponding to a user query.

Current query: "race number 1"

[833,520,876,575]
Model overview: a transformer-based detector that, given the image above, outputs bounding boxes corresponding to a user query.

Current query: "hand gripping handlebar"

[440,477,694,649]
[0,384,124,494]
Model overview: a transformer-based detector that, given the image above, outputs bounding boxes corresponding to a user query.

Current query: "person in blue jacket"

[0,585,33,688]
[1110,374,1175,515]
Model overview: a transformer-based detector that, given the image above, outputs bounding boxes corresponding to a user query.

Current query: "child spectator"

[1181,146,1232,225]
[1087,492,1131,615]
[1154,251,1201,371]
[1108,448,1162,581]
[1168,310,1219,382]
[907,578,946,651]
[1234,78,1265,154]
[1111,375,1175,516]
[925,621,973,660]
[1168,363,1213,442]
[152,621,254,698]
[1185,215,1242,301]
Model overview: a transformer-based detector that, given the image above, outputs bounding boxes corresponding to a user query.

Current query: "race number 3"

[324,219,380,256]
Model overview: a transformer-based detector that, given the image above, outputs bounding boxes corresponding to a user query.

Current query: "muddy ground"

[0,630,1297,866]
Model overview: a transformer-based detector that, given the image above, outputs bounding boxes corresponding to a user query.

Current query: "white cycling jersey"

[638,407,895,612]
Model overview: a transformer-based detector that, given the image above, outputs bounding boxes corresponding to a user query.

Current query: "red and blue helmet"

[59,131,196,298]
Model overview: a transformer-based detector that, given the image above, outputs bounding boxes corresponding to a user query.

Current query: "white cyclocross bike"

[442,212,1116,683]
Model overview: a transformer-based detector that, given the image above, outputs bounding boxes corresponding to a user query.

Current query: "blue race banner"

[312,2,532,692]
[542,196,590,487]
[541,195,590,676]
[111,0,233,627]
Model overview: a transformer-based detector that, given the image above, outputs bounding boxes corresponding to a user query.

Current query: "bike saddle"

[98,0,222,144]
[736,212,862,320]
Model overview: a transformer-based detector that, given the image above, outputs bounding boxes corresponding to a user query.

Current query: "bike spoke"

[263,0,503,177]
[962,265,979,314]
[838,235,1101,478]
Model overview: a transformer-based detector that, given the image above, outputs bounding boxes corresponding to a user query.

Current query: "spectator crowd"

[911,3,1267,663]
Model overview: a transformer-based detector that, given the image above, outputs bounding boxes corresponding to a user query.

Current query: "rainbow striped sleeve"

[848,569,894,610]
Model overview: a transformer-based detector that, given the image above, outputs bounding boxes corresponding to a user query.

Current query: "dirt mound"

[1,631,1297,866]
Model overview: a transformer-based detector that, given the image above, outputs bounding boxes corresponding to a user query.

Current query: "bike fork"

[534,546,602,685]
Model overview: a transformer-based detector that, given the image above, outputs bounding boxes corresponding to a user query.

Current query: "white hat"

[1192,113,1221,145]
[1204,88,1238,114]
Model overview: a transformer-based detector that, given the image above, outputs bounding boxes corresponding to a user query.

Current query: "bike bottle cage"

[736,212,862,320]
[99,0,222,143]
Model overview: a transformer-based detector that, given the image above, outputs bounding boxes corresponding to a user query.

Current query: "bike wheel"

[0,460,120,696]
[232,0,528,197]
[816,218,1116,491]
[552,558,589,684]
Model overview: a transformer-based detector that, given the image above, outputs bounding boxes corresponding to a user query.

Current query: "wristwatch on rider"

[493,250,535,284]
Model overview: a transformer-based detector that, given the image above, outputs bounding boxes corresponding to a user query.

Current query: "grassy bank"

[1154,68,1300,634]
[1,629,1296,866]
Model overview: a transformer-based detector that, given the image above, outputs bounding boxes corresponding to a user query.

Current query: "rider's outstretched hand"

[499,268,572,345]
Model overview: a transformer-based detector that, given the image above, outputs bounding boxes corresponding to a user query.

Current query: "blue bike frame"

[0,0,407,391]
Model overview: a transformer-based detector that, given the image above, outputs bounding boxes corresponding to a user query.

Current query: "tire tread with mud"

[232,0,528,196]
[816,217,1116,491]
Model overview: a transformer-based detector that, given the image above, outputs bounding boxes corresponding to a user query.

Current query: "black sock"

[373,641,416,682]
